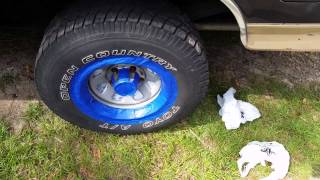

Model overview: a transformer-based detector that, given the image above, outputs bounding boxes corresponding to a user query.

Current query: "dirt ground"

[203,32,320,88]
[0,27,41,133]
[1,27,320,133]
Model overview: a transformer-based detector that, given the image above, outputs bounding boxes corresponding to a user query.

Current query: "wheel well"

[171,0,231,20]
[219,0,247,46]
[171,0,247,46]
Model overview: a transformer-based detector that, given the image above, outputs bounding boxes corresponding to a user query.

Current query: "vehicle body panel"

[222,0,320,51]
[235,0,320,23]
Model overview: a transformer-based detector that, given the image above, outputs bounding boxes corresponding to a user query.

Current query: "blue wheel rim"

[70,56,178,125]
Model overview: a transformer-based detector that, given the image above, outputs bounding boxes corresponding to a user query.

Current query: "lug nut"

[129,66,136,73]
[111,67,118,73]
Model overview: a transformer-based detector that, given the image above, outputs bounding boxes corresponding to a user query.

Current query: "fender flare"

[220,0,247,47]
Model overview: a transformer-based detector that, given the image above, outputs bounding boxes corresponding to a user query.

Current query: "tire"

[35,0,209,134]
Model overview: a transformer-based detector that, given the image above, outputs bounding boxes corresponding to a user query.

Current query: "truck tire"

[35,0,208,134]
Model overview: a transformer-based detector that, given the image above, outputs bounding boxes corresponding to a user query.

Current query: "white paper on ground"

[237,141,290,180]
[217,87,261,130]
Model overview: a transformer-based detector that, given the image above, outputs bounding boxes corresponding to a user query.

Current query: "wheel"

[35,0,208,134]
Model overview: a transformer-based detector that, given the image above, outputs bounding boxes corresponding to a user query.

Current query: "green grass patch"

[0,78,320,179]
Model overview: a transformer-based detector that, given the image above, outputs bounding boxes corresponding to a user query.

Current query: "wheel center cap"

[111,68,139,96]
[114,82,137,96]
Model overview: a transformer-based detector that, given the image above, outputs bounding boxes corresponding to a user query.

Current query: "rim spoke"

[99,83,114,98]
[112,93,123,101]
[145,69,159,82]
[90,71,109,94]
[133,90,144,100]
[138,82,152,98]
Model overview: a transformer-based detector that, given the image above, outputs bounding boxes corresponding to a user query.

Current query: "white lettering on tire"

[97,106,180,131]
[98,123,132,131]
[82,49,178,71]
[59,65,79,101]
[143,106,180,128]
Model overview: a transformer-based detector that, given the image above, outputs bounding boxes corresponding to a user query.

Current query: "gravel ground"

[0,27,320,132]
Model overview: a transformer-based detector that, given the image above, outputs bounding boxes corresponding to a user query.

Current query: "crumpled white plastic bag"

[237,141,290,180]
[217,87,261,130]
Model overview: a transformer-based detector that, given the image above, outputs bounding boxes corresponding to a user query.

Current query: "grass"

[0,77,320,179]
